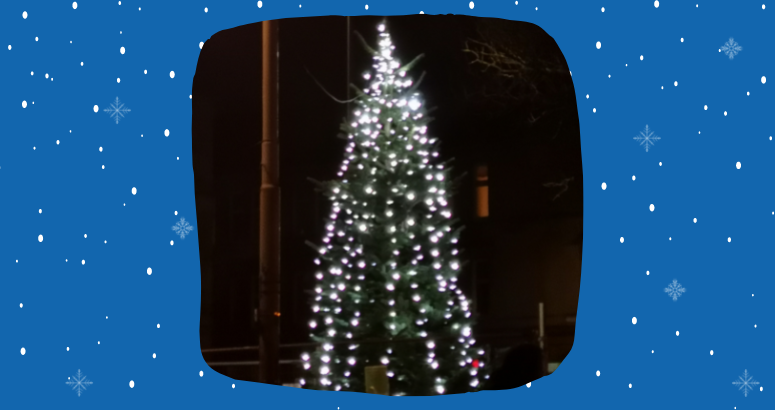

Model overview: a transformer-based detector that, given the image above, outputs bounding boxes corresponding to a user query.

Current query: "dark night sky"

[193,16,582,374]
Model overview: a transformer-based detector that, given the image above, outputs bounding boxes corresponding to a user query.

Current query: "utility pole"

[259,18,281,386]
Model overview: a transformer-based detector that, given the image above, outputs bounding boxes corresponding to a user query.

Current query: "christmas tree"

[300,21,486,396]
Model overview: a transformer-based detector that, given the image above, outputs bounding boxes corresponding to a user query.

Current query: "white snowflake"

[66,369,93,397]
[172,217,194,239]
[732,369,759,397]
[633,125,661,152]
[664,279,686,301]
[721,38,742,60]
[103,97,131,124]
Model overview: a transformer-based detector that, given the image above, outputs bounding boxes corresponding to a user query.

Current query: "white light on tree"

[300,20,486,395]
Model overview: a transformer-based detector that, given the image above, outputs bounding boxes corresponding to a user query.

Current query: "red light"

[472,360,479,368]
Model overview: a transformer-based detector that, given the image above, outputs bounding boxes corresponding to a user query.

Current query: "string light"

[300,20,485,395]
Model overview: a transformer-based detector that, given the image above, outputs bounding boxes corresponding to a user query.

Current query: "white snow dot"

[39,209,42,213]
[632,175,636,181]
[646,271,650,275]
[98,341,100,344]
[640,55,643,60]
[762,76,767,84]
[199,42,204,49]
[365,4,369,9]
[710,350,714,355]
[170,71,175,79]
[170,240,174,246]
[232,384,236,388]
[38,235,43,242]
[526,382,531,388]
[31,71,34,75]
[654,0,659,7]
[420,11,425,13]
[724,111,728,116]
[681,38,684,42]
[99,147,103,152]
[175,211,178,215]
[22,100,27,108]
[586,94,589,99]
[73,2,77,9]
[649,204,655,212]
[21,347,26,355]
[23,11,28,19]
[676,331,679,336]
[56,140,60,145]
[596,370,600,377]
[200,371,204,377]
[153,353,156,358]
[80,62,84,66]
[601,7,605,12]
[258,1,263,7]
[7,45,11,50]
[747,91,750,96]
[120,47,125,54]
[620,237,624,243]
[601,182,607,190]
[67,347,70,351]
[132,187,137,195]
[144,69,147,74]
[204,7,208,12]
[728,237,731,242]
[35,37,38,41]
[632,317,637,325]
[596,41,601,49]
[93,105,99,113]
[659,162,662,166]
[102,165,105,169]
[20,303,23,308]
[157,323,160,328]
[84,234,87,238]
[593,108,596,113]
[117,78,120,83]
[190,95,192,99]
[629,383,632,388]
[674,81,678,86]
[129,380,134,388]
[469,2,474,9]
[147,267,152,275]
[669,237,672,241]
[754,324,757,328]
[704,105,708,110]
[693,218,697,223]
[652,350,654,353]
[165,129,170,137]
[736,162,741,169]
[82,260,85,265]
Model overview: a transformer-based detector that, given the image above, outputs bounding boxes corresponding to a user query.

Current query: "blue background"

[1,0,771,408]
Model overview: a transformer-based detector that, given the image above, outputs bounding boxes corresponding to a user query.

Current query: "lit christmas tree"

[300,22,486,396]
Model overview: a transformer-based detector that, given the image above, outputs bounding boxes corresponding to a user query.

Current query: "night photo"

[193,15,582,396]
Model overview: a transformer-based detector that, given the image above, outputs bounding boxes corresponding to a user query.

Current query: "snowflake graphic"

[103,97,131,124]
[633,125,661,152]
[664,279,686,301]
[721,38,742,60]
[732,369,759,397]
[172,217,195,239]
[65,369,93,397]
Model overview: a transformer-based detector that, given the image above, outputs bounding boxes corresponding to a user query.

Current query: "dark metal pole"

[346,16,351,113]
[259,18,280,386]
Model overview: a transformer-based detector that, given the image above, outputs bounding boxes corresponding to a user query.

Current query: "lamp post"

[259,18,281,386]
